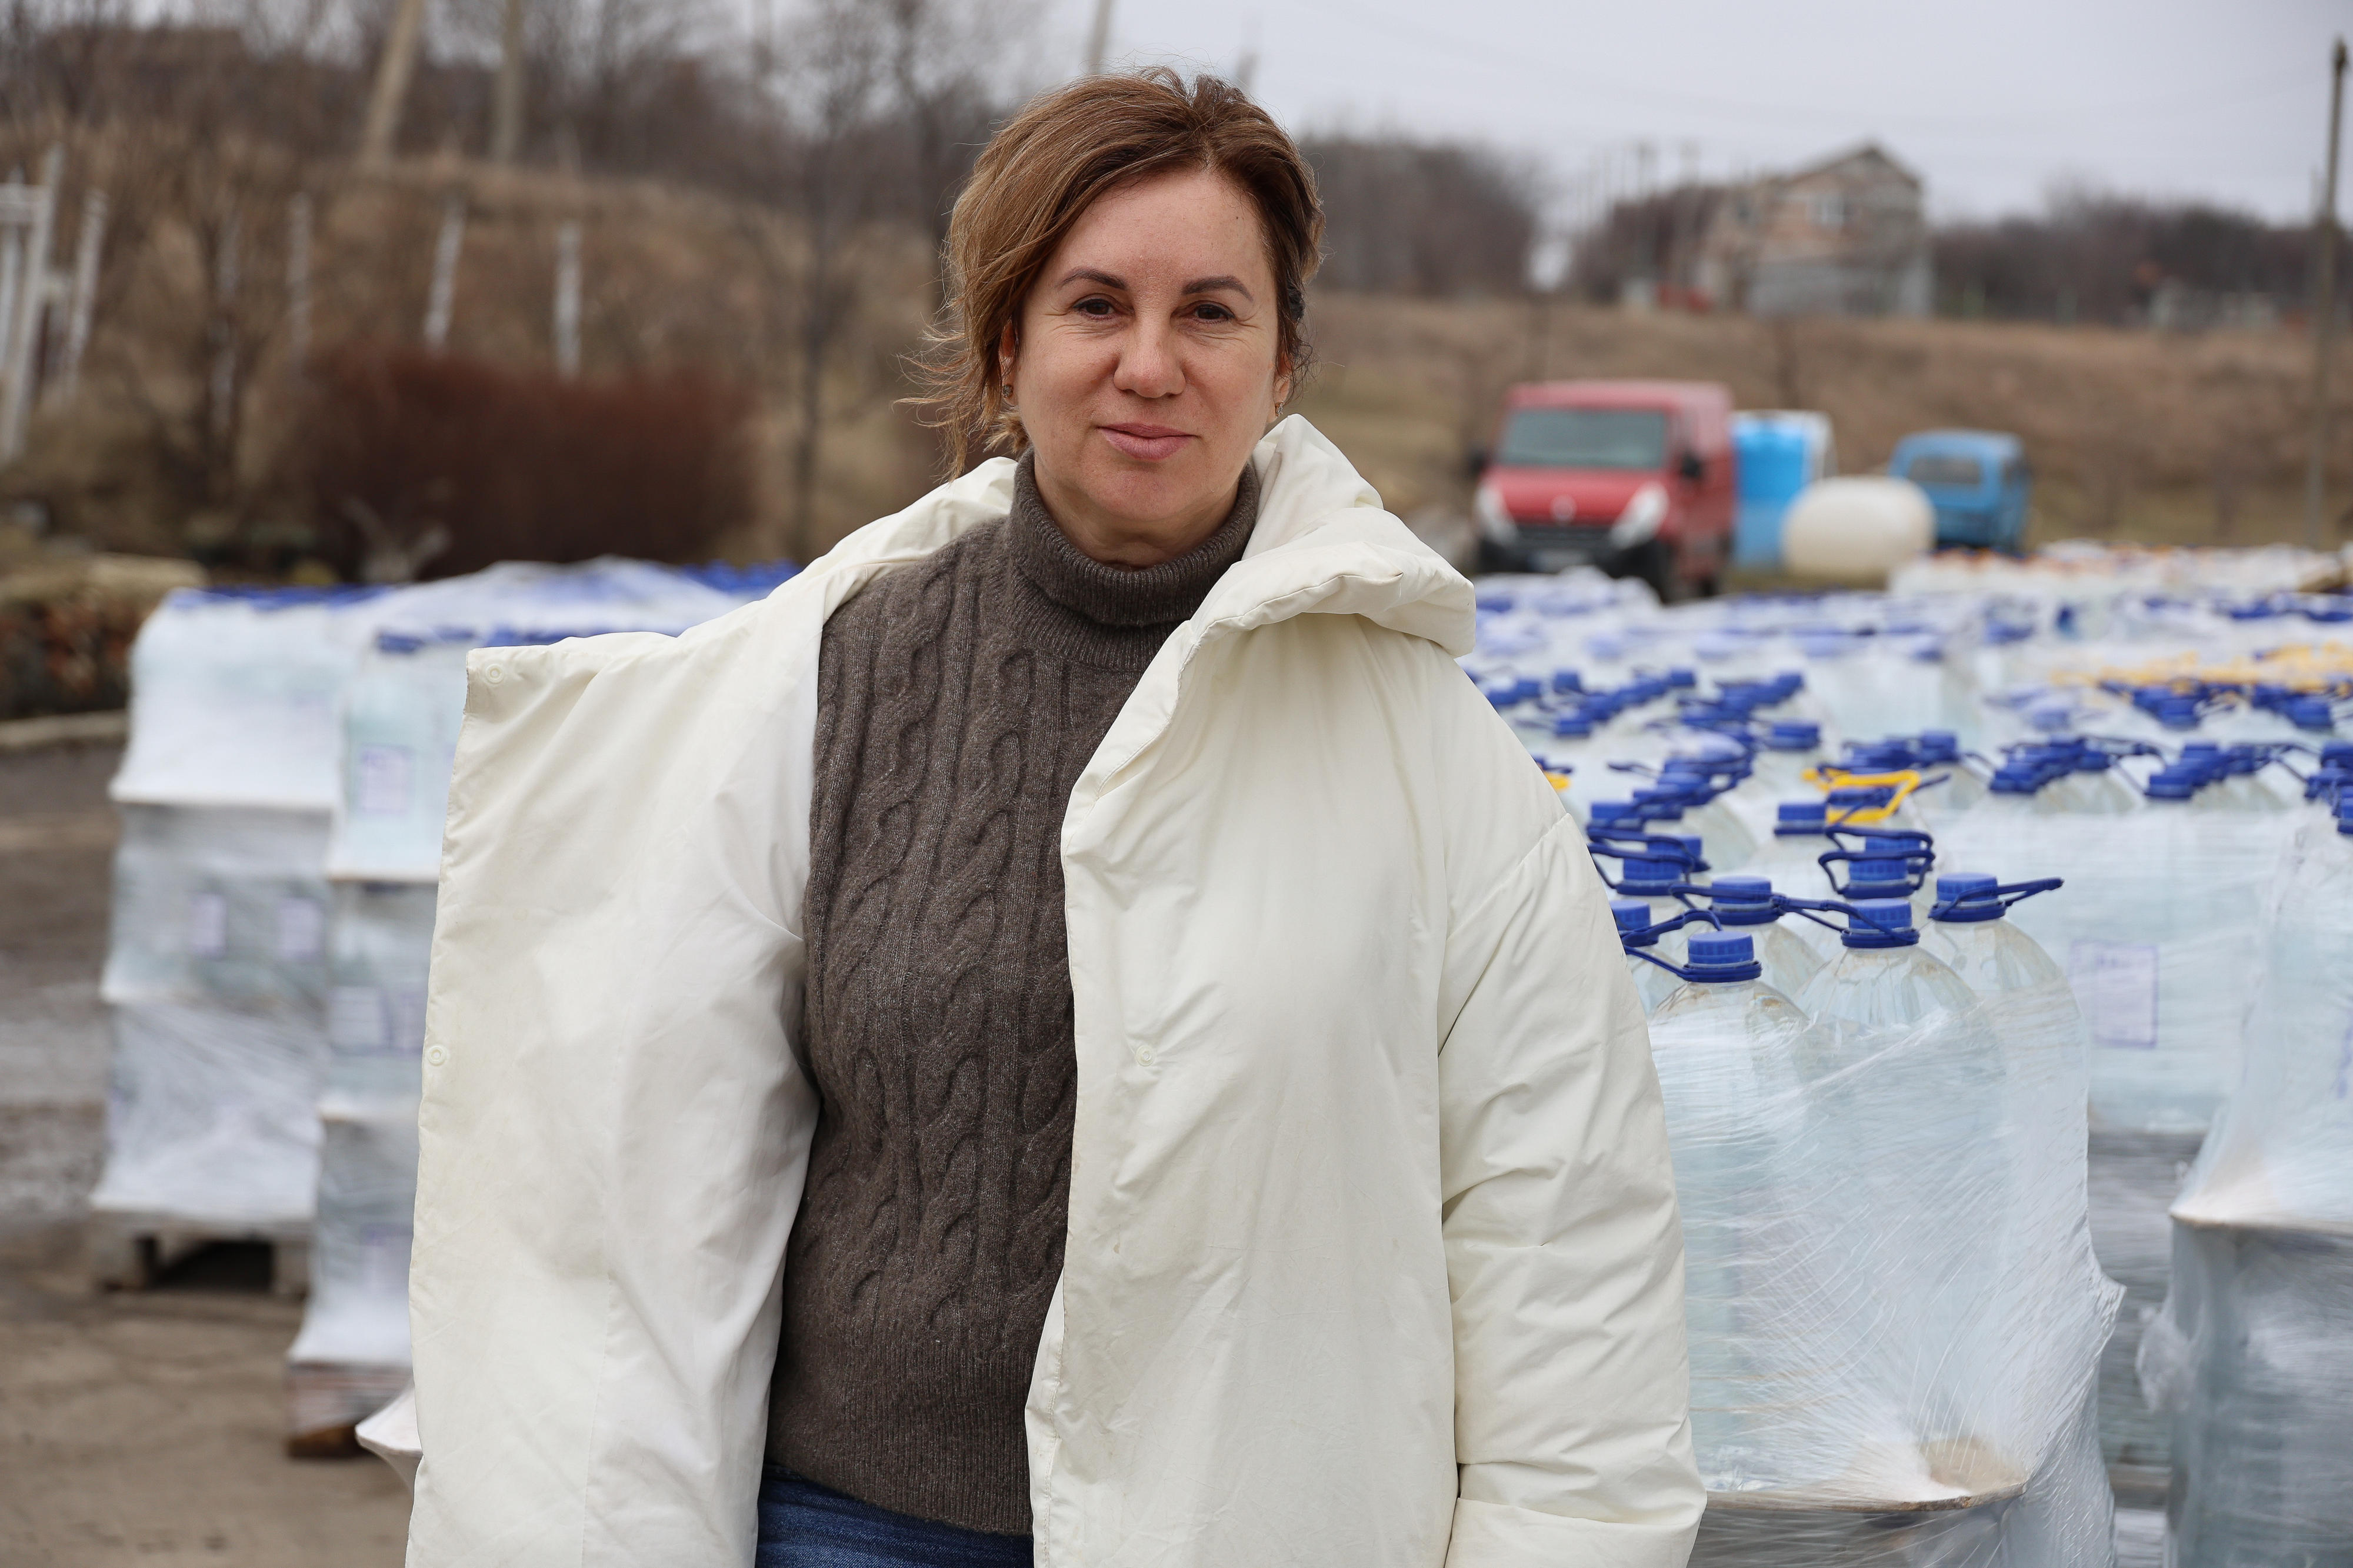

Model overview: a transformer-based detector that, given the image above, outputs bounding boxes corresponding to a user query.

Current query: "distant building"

[1694,144,1932,318]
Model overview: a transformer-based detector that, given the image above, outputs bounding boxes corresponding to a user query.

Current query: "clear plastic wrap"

[2137,1225,2353,1566]
[101,804,331,1010]
[327,637,473,884]
[92,804,334,1230]
[108,588,389,810]
[2135,809,2353,1562]
[320,881,436,1102]
[1638,912,2115,1562]
[285,1103,419,1404]
[325,559,751,883]
[1932,805,2299,1137]
[86,999,326,1225]
[288,880,433,1407]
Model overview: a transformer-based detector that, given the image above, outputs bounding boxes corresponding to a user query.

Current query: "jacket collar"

[783,416,1475,660]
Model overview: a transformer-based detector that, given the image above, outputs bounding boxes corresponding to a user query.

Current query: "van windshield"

[1904,453,1985,489]
[1497,408,1668,471]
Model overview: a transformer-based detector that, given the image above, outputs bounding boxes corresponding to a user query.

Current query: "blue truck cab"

[1887,430,2030,552]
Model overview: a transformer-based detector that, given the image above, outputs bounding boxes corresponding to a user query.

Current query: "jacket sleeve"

[1437,805,1703,1568]
[405,619,820,1567]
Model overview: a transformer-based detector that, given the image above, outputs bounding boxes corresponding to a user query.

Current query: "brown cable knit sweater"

[766,455,1259,1534]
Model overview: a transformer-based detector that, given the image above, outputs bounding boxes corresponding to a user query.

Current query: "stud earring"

[1001,382,1012,399]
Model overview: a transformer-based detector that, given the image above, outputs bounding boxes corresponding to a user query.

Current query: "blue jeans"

[754,1467,1034,1567]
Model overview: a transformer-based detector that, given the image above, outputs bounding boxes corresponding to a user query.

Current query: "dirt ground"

[0,739,409,1567]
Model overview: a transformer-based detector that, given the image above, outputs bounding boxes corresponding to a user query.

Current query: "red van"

[1472,380,1737,598]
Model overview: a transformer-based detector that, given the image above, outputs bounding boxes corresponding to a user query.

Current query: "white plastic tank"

[1781,477,1934,584]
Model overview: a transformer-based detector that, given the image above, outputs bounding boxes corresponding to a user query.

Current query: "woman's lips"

[1100,424,1192,461]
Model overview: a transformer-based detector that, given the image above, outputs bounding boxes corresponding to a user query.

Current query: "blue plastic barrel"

[1730,415,1823,571]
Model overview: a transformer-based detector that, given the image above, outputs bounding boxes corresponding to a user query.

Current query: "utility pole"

[1085,0,1114,75]
[491,0,527,164]
[2307,36,2347,548]
[359,0,431,166]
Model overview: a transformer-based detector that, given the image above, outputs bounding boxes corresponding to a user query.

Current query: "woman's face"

[1005,166,1291,568]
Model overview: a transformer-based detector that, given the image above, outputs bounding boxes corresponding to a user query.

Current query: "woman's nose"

[1112,319,1184,399]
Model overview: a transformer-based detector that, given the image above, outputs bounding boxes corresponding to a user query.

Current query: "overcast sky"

[1035,0,2346,225]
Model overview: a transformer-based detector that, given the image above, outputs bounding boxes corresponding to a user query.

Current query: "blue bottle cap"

[1708,875,1777,926]
[1932,872,2004,922]
[1842,898,1919,948]
[1845,858,1912,895]
[1611,899,1651,935]
[1684,932,1761,980]
[1765,720,1821,750]
[1776,800,1828,832]
[1618,858,1679,895]
[1988,765,2041,795]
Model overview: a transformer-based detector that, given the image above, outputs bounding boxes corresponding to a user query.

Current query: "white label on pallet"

[276,896,324,962]
[187,891,228,957]
[329,985,388,1051]
[2069,940,2159,1050]
[355,745,414,816]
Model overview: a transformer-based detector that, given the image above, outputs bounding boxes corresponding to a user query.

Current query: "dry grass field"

[1294,293,2352,553]
[8,152,2345,570]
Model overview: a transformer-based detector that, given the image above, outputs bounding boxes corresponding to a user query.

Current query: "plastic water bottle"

[1742,800,1842,901]
[1922,872,2113,1423]
[2139,797,2353,1564]
[1652,760,1759,872]
[1915,730,1987,815]
[1795,899,2008,1459]
[1647,930,1858,1491]
[2065,746,2142,815]
[2175,793,2353,1230]
[1614,898,1681,1014]
[1613,856,1694,947]
[1701,875,1825,1000]
[1748,719,1827,799]
[1836,836,1935,929]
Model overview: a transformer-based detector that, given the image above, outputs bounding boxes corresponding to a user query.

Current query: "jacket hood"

[786,415,1475,659]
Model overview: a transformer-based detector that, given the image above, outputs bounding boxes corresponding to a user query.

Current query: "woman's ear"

[1272,349,1294,417]
[997,322,1019,393]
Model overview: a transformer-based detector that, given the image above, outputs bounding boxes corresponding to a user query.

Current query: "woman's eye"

[1074,296,1116,318]
[1192,302,1234,322]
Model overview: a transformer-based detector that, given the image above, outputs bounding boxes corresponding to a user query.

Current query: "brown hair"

[907,68,1323,471]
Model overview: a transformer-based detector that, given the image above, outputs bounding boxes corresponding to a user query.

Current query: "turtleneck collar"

[1006,451,1258,631]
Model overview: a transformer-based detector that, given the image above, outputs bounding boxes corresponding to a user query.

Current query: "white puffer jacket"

[402,416,1701,1567]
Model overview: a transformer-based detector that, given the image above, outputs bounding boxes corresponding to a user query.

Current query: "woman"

[402,71,1701,1568]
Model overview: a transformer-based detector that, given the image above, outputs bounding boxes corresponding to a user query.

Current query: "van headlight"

[1608,483,1667,551]
[1474,481,1519,544]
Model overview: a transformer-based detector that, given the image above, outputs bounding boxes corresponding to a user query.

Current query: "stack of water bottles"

[90,586,392,1286]
[282,559,787,1445]
[1932,729,2314,1502]
[1608,826,2119,1564]
[2136,782,2353,1566]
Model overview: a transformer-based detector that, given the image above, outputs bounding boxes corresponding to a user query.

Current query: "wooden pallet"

[85,1208,310,1298]
[285,1360,409,1459]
